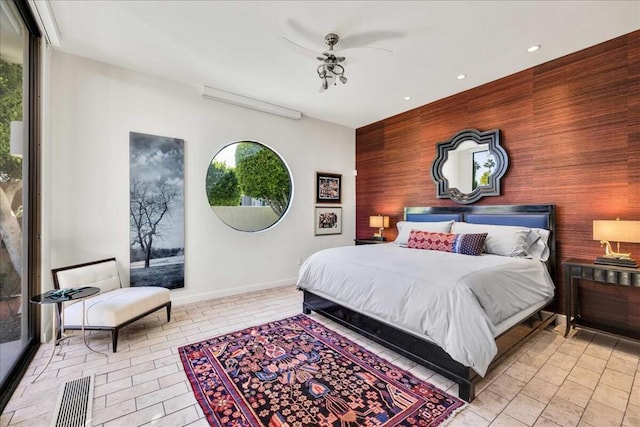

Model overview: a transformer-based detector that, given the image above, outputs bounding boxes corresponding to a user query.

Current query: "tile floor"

[1,285,639,426]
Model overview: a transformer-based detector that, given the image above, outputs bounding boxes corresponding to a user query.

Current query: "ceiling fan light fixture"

[317,62,346,91]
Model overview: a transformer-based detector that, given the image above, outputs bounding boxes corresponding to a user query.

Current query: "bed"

[298,204,556,402]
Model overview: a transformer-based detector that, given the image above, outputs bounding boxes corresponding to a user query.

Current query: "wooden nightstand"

[563,258,640,339]
[354,239,388,245]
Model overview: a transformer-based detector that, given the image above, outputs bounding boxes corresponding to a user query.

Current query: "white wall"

[44,51,355,307]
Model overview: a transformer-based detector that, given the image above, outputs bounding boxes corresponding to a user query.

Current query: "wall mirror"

[431,129,507,204]
[206,141,293,232]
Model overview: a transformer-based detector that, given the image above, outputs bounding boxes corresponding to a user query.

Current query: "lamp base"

[594,256,638,268]
[371,236,387,241]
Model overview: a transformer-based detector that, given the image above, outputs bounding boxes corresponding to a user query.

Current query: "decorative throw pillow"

[407,230,487,256]
[394,220,454,246]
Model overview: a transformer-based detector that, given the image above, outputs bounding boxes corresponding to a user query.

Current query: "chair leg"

[166,303,171,322]
[112,329,118,353]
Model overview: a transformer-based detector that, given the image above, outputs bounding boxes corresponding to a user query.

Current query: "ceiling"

[42,1,639,129]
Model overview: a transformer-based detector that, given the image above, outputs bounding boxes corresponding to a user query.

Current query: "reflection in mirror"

[431,129,507,204]
[206,141,292,231]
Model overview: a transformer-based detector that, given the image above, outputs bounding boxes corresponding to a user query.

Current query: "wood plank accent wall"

[355,31,640,314]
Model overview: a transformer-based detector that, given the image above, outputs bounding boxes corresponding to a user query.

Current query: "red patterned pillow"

[407,230,487,256]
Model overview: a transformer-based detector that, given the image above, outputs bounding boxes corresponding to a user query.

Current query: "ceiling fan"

[282,32,393,92]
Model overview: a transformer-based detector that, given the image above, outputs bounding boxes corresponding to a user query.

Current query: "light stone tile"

[623,403,640,427]
[607,355,638,376]
[158,371,188,389]
[6,413,51,427]
[5,402,51,425]
[580,400,624,427]
[567,366,601,390]
[103,403,165,427]
[613,340,640,362]
[447,409,490,427]
[91,399,137,425]
[522,377,558,404]
[135,381,189,410]
[540,397,583,427]
[546,352,579,371]
[505,361,539,384]
[426,374,455,391]
[468,390,510,422]
[576,353,607,374]
[486,374,525,401]
[0,412,13,427]
[132,363,179,386]
[107,361,155,383]
[162,391,198,415]
[85,359,132,377]
[94,376,133,398]
[599,368,634,393]
[106,379,160,407]
[630,385,640,407]
[555,380,593,408]
[489,412,528,427]
[591,382,629,412]
[502,393,545,426]
[534,363,570,387]
[556,342,586,358]
[141,405,200,427]
[583,342,614,361]
[519,351,550,370]
[93,394,107,411]
[130,348,173,366]
[409,364,436,381]
[533,417,564,427]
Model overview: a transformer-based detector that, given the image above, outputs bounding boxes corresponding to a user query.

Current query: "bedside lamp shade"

[369,215,390,240]
[593,219,640,267]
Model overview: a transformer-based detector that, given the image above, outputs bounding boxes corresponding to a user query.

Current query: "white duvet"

[296,243,555,376]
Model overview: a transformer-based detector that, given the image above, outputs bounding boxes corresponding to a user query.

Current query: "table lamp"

[592,218,640,268]
[369,215,390,241]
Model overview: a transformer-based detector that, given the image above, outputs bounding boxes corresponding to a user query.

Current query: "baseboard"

[171,278,297,306]
[556,314,567,326]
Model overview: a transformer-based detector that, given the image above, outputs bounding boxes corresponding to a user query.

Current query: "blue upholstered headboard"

[403,205,556,277]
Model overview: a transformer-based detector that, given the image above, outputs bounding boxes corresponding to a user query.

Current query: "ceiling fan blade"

[280,37,322,60]
[340,30,404,48]
[338,46,394,56]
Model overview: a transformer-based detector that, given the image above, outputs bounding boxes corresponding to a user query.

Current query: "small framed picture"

[316,172,341,204]
[314,207,342,236]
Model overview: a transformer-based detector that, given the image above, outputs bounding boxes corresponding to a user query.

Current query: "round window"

[206,141,292,232]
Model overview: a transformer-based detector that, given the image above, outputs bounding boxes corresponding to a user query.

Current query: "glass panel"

[0,0,28,383]
[206,141,292,232]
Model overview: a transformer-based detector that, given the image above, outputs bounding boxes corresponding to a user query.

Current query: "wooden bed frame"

[302,204,557,402]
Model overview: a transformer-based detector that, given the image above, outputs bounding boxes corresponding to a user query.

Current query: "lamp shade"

[593,220,640,243]
[369,215,390,229]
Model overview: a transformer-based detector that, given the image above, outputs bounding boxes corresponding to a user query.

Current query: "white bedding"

[296,243,555,376]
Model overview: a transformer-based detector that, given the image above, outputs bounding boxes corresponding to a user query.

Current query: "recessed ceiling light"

[527,45,541,53]
[403,96,411,101]
[456,74,466,80]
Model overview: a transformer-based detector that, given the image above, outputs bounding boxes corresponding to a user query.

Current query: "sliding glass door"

[0,0,40,411]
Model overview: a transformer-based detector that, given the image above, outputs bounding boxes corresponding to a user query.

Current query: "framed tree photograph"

[314,206,342,236]
[316,172,341,204]
[130,132,185,289]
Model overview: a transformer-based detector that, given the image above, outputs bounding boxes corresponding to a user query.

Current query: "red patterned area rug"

[178,314,464,426]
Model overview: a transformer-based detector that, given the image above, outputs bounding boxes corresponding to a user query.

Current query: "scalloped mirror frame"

[431,129,508,204]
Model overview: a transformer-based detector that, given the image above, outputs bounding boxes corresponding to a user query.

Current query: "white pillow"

[394,221,454,246]
[527,228,551,262]
[451,222,535,258]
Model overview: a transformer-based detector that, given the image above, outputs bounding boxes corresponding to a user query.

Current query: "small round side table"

[29,286,100,382]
